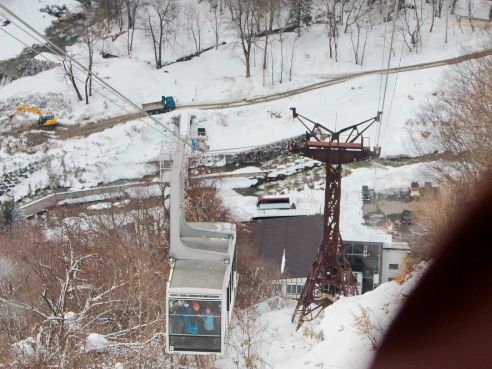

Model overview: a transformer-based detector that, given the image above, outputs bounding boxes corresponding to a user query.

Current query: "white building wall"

[381,248,409,283]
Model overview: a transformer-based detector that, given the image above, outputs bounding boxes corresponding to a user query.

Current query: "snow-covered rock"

[12,337,37,357]
[86,333,108,352]
[219,265,426,369]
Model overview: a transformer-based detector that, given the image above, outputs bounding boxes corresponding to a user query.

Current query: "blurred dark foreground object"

[369,177,492,369]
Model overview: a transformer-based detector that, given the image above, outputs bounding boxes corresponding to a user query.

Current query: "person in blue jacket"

[180,303,198,335]
[202,306,215,333]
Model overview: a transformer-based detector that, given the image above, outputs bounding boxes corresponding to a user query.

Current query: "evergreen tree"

[288,0,312,36]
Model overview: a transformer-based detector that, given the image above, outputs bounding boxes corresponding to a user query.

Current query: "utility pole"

[289,108,381,329]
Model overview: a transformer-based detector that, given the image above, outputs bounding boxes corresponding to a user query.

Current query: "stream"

[0,9,86,85]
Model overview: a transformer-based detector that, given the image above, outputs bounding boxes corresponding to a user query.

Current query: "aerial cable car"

[166,139,237,355]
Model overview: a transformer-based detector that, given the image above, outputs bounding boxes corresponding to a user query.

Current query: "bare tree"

[124,0,141,54]
[254,0,278,85]
[0,190,172,367]
[83,24,99,104]
[184,1,205,55]
[229,309,271,369]
[208,0,224,49]
[400,0,424,52]
[289,35,299,81]
[343,0,372,33]
[430,0,436,32]
[228,0,257,78]
[353,306,382,350]
[415,58,492,185]
[273,0,290,84]
[466,0,476,31]
[146,0,177,69]
[325,0,340,61]
[410,58,492,261]
[62,58,83,102]
[349,9,374,65]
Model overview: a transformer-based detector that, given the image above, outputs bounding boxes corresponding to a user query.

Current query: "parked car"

[362,185,370,201]
[401,210,412,225]
[410,181,420,200]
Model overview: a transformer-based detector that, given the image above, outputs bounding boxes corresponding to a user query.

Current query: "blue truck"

[142,96,176,115]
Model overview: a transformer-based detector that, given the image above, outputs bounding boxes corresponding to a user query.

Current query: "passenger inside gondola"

[169,299,222,352]
[202,306,216,333]
[182,302,198,335]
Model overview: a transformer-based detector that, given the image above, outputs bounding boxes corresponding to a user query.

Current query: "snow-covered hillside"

[218,265,426,369]
[0,0,81,60]
[0,0,489,235]
[0,0,490,367]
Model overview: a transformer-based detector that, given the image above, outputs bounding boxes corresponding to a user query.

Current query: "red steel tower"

[289,108,381,329]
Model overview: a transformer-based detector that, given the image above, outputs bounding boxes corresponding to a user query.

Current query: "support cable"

[0,3,193,149]
[376,0,400,148]
[373,0,401,218]
[377,0,392,112]
[5,18,182,144]
[0,26,180,143]
[382,40,406,143]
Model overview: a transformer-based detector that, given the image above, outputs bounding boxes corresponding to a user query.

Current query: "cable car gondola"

[166,139,237,355]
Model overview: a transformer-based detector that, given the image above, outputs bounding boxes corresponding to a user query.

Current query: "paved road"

[55,48,492,140]
[18,177,170,217]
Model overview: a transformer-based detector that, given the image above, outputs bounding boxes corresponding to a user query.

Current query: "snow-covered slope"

[0,0,81,60]
[217,162,430,242]
[218,266,426,369]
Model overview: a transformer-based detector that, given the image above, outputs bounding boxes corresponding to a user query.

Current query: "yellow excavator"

[10,104,58,127]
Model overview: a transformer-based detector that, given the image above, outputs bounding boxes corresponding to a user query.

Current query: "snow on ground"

[0,0,81,60]
[0,36,475,158]
[12,337,36,357]
[0,116,177,200]
[219,265,427,369]
[114,61,441,163]
[0,2,487,208]
[0,2,489,127]
[86,333,109,352]
[100,6,490,104]
[455,0,492,19]
[193,63,445,157]
[0,1,488,189]
[86,200,129,210]
[217,162,431,242]
[0,62,443,202]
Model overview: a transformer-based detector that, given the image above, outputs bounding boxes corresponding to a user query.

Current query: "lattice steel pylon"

[288,108,381,329]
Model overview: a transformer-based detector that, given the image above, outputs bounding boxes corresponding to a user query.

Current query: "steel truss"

[289,108,381,329]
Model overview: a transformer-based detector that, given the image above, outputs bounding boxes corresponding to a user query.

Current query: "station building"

[246,214,410,298]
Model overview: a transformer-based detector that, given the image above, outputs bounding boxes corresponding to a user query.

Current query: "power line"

[376,0,400,148]
[377,0,391,112]
[3,19,183,145]
[0,3,193,149]
[1,25,278,158]
[0,27,128,112]
[0,26,181,142]
[381,39,406,144]
[380,0,400,115]
[8,20,136,111]
[373,1,401,204]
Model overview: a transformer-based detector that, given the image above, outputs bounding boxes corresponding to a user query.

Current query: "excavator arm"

[10,104,58,127]
[13,104,43,117]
